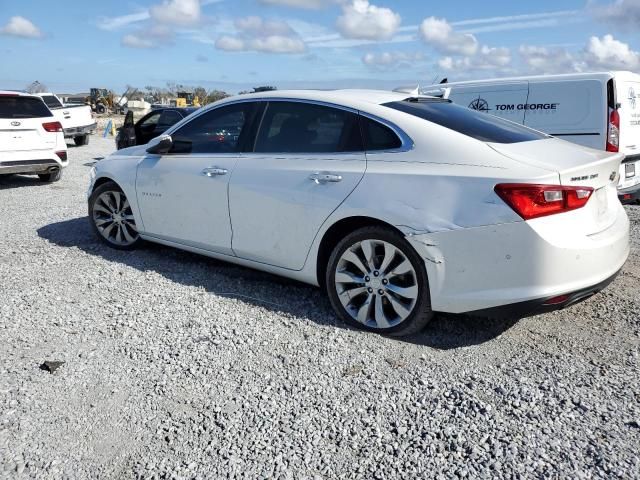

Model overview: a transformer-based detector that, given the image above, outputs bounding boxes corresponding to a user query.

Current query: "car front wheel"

[326,226,433,337]
[88,181,141,250]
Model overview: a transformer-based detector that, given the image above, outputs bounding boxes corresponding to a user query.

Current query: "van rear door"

[616,74,640,192]
[446,82,529,124]
[525,79,605,150]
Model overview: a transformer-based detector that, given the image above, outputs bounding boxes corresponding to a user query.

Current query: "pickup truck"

[36,93,97,146]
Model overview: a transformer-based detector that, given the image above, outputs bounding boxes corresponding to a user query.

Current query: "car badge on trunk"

[11,121,21,126]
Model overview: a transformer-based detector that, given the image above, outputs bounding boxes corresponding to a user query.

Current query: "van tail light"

[606,108,620,152]
[494,184,594,220]
[42,121,63,133]
[55,150,67,161]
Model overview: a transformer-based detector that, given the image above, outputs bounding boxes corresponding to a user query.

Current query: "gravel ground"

[1,136,639,479]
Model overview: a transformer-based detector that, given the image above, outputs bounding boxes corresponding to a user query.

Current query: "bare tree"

[26,81,48,93]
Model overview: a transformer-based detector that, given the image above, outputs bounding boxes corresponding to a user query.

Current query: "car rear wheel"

[89,182,141,250]
[74,135,89,146]
[38,169,62,183]
[326,226,433,336]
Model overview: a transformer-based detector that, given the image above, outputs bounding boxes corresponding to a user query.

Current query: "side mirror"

[146,135,172,154]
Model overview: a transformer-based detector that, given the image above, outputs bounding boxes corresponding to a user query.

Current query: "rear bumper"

[406,203,630,315]
[64,122,97,138]
[618,182,640,204]
[0,159,63,175]
[465,269,620,319]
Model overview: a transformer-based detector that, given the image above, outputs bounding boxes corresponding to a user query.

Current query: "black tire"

[96,104,106,114]
[38,169,62,183]
[74,135,89,146]
[326,226,433,337]
[88,181,142,250]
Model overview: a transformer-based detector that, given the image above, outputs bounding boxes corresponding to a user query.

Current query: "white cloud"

[150,0,202,26]
[259,0,339,8]
[519,45,579,73]
[591,0,640,30]
[439,45,511,72]
[0,16,42,38]
[420,17,478,56]
[362,51,424,69]
[584,34,640,70]
[337,0,401,40]
[97,11,150,31]
[215,16,305,53]
[122,34,155,49]
[121,25,175,49]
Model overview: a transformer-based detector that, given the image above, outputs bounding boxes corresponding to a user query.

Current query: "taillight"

[606,108,620,152]
[494,183,594,220]
[42,121,63,133]
[55,150,67,161]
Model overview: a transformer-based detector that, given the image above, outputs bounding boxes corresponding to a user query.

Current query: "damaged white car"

[87,90,630,336]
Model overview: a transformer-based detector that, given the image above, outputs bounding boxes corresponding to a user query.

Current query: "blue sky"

[0,0,639,94]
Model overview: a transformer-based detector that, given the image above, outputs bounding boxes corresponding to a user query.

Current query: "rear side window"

[360,116,402,151]
[0,96,52,119]
[170,103,253,154]
[385,100,547,144]
[40,95,63,109]
[255,101,362,153]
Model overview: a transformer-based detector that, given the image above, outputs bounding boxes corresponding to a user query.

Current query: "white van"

[420,71,640,203]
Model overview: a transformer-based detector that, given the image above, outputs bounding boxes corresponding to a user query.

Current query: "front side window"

[170,103,253,154]
[384,99,548,144]
[157,110,183,129]
[254,101,362,153]
[140,112,161,128]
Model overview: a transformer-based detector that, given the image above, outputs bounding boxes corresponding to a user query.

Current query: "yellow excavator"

[176,91,201,108]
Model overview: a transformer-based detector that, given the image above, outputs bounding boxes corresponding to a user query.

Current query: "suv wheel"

[38,169,62,183]
[326,226,433,337]
[88,181,141,250]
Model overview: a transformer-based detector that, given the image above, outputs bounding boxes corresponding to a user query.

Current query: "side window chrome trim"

[358,111,414,154]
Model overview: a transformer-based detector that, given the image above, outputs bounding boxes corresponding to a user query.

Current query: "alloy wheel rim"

[335,239,418,329]
[93,191,138,246]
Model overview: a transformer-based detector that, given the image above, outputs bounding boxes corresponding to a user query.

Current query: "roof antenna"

[440,78,448,84]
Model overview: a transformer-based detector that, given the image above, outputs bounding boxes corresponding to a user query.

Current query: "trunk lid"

[0,95,55,153]
[0,118,53,153]
[489,137,623,233]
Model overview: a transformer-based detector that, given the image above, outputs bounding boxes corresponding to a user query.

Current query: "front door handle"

[201,167,228,177]
[309,172,342,184]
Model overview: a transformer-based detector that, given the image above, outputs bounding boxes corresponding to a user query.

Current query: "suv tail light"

[42,121,63,133]
[55,150,67,161]
[606,108,620,152]
[495,184,594,220]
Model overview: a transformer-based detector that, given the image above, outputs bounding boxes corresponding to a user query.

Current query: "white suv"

[0,91,68,182]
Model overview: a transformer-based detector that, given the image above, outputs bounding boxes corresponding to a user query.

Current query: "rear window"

[40,95,63,109]
[384,100,547,144]
[0,96,52,119]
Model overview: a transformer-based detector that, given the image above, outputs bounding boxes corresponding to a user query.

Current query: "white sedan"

[87,90,630,336]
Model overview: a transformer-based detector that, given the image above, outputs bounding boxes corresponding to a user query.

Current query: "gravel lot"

[1,135,639,479]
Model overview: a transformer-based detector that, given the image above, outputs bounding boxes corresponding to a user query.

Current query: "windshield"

[384,100,548,144]
[0,96,53,119]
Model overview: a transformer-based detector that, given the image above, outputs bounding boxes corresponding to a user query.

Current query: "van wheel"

[326,226,433,337]
[38,170,62,183]
[74,135,89,146]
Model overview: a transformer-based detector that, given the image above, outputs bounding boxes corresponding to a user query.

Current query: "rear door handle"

[201,166,228,177]
[309,172,342,184]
